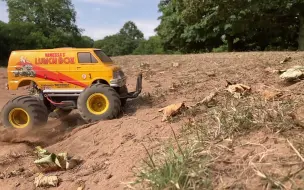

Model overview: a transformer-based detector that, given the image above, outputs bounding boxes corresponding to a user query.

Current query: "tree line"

[0,0,164,65]
[156,0,304,53]
[1,0,304,65]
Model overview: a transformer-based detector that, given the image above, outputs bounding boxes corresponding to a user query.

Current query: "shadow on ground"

[119,95,153,117]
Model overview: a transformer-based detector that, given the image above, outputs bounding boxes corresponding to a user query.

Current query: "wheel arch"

[91,79,109,86]
[17,79,37,88]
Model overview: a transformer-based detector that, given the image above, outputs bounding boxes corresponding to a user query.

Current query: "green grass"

[134,129,213,190]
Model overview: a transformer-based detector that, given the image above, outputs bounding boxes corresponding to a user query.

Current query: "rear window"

[94,50,112,63]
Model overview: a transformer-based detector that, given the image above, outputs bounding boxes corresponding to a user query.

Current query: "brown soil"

[0,52,304,189]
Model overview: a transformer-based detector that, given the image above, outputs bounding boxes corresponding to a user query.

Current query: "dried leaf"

[34,173,59,187]
[261,90,283,101]
[196,92,217,106]
[159,103,186,122]
[34,147,81,172]
[226,83,251,98]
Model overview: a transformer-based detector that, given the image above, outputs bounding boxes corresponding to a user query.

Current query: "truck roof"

[12,47,101,52]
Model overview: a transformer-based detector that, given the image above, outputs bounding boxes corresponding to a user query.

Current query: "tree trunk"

[226,34,234,52]
[298,14,304,51]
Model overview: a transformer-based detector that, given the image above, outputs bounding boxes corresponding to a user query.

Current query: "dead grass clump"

[131,91,302,189]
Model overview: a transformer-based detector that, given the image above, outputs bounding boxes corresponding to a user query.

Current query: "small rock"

[24,170,34,178]
[280,65,304,81]
[264,67,279,74]
[104,161,110,165]
[280,56,292,64]
[172,62,180,67]
[76,180,86,190]
[293,106,304,128]
[7,168,24,178]
[205,71,216,77]
[169,88,176,92]
[106,174,113,180]
[140,62,150,69]
[15,182,20,187]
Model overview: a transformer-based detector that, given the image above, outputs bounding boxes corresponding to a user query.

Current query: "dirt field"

[1,52,304,189]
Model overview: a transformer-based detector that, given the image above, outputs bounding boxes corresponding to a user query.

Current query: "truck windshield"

[94,50,113,63]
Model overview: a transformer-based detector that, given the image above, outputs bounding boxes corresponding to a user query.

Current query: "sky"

[0,0,161,40]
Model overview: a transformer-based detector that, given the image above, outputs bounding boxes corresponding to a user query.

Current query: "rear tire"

[77,84,121,123]
[0,95,48,130]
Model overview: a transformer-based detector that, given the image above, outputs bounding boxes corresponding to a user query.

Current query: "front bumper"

[110,76,127,87]
[120,73,142,99]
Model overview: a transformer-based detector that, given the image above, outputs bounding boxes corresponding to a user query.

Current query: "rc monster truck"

[0,48,142,129]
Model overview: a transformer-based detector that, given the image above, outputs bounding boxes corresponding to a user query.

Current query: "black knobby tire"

[0,95,48,130]
[77,84,121,123]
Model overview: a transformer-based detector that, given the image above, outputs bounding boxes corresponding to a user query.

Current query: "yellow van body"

[6,48,126,91]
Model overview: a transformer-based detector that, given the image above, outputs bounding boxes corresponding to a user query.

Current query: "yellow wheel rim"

[86,93,109,115]
[8,108,30,129]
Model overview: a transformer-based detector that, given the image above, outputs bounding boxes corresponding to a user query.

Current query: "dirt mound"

[0,52,304,189]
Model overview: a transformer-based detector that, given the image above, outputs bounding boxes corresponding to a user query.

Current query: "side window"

[78,52,98,64]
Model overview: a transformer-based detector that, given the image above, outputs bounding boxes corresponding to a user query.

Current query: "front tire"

[77,84,121,123]
[1,95,48,130]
